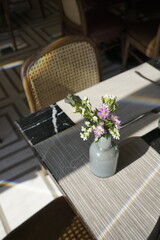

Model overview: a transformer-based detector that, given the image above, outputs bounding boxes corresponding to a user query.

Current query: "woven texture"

[58,215,93,240]
[34,125,160,240]
[26,40,100,111]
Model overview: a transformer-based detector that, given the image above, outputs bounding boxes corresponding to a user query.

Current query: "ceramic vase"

[89,136,119,178]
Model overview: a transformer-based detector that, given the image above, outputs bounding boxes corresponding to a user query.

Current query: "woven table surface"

[34,125,160,240]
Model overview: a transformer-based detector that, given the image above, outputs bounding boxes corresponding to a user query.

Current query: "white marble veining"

[50,104,58,134]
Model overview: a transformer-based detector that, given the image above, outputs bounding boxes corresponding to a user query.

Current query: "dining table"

[16,59,160,240]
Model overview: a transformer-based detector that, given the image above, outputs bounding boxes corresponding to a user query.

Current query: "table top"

[16,61,160,240]
[34,126,160,239]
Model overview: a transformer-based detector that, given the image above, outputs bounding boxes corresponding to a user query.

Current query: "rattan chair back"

[21,36,101,112]
[61,0,81,26]
[59,0,87,36]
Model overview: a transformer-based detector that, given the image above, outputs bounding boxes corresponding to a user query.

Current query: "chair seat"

[122,19,160,68]
[86,9,125,43]
[128,21,159,50]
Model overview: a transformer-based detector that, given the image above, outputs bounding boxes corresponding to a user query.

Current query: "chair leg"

[41,166,47,176]
[122,37,130,71]
[0,204,11,234]
[61,21,66,37]
[120,33,125,71]
[40,166,62,198]
[38,0,45,19]
[3,0,17,51]
[28,0,32,9]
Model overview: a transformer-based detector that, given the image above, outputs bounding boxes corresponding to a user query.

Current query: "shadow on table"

[116,136,149,173]
[142,128,160,154]
[117,127,160,173]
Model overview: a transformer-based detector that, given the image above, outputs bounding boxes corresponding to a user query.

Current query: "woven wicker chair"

[21,35,102,112]
[2,196,94,240]
[122,20,160,69]
[59,0,125,49]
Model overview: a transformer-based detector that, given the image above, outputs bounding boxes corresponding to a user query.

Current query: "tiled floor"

[0,1,62,237]
[0,171,62,239]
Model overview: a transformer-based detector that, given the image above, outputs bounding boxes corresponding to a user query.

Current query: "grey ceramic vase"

[89,136,119,178]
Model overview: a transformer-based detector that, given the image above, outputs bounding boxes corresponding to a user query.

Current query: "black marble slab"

[16,104,75,145]
[142,128,160,154]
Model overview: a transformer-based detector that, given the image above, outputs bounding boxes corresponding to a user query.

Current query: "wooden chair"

[2,196,94,240]
[0,0,45,51]
[122,20,160,69]
[21,35,101,178]
[59,0,125,52]
[21,35,102,112]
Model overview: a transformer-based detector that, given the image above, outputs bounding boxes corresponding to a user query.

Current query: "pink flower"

[93,125,105,136]
[111,114,121,129]
[97,104,110,119]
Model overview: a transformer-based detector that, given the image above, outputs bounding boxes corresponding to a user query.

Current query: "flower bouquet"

[65,94,121,142]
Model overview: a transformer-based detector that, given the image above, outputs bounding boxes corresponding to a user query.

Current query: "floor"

[0,0,141,239]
